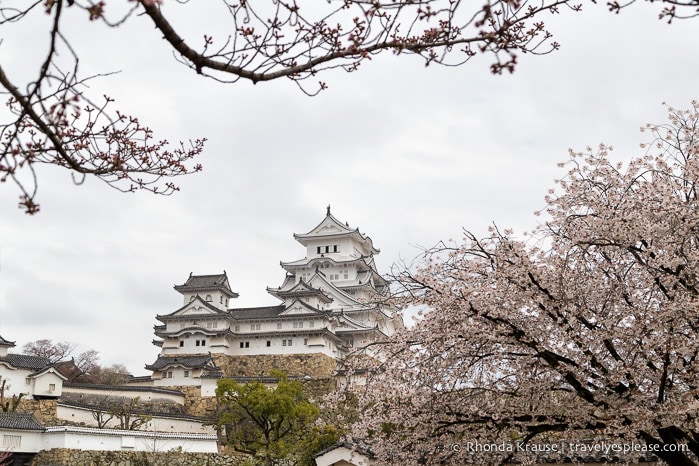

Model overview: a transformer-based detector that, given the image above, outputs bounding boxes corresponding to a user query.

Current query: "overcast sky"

[0,2,697,374]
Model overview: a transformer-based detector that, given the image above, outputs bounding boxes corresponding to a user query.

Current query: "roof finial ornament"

[326,204,331,216]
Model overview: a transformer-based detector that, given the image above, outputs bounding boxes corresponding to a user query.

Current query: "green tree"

[216,372,337,466]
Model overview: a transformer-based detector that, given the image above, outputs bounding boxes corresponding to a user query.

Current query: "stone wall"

[212,353,337,378]
[300,378,336,402]
[16,399,58,425]
[31,448,245,466]
[167,385,219,418]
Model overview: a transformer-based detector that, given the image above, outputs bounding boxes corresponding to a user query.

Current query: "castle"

[144,208,403,389]
[0,209,394,464]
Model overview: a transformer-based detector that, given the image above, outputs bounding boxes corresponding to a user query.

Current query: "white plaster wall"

[0,429,43,453]
[0,365,33,398]
[32,371,64,397]
[152,368,201,387]
[314,446,373,466]
[200,378,218,397]
[56,404,215,434]
[42,427,218,453]
[175,334,213,353]
[231,335,336,357]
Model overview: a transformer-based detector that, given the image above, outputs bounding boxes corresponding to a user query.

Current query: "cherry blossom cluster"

[333,101,699,465]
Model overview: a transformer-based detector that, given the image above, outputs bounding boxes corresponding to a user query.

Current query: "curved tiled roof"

[228,305,285,320]
[0,354,50,371]
[294,210,378,250]
[0,413,44,431]
[157,296,231,320]
[44,425,217,440]
[145,355,218,372]
[62,383,183,396]
[174,272,238,298]
[0,335,16,348]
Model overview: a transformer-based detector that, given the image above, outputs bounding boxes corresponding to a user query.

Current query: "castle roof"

[0,335,15,348]
[228,305,286,320]
[267,279,334,303]
[293,208,378,254]
[156,295,230,321]
[174,272,238,298]
[63,382,184,396]
[145,355,219,372]
[0,413,44,431]
[0,354,51,371]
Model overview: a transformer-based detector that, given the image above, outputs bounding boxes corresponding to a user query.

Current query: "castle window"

[25,378,30,385]
[333,245,338,252]
[206,295,213,302]
[165,371,173,378]
[317,246,321,254]
[277,323,282,329]
[240,342,244,348]
[179,341,184,347]
[266,341,271,347]
[245,342,250,348]
[251,323,260,331]
[282,340,286,346]
[309,321,314,328]
[325,246,330,253]
[344,272,349,279]
[287,339,292,346]
[184,371,190,378]
[304,339,308,345]
[49,384,56,392]
[293,322,303,329]
[234,325,240,332]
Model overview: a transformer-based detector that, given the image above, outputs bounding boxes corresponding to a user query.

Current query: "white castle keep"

[145,208,403,386]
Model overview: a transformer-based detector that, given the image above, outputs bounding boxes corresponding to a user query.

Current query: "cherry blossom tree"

[2,0,699,213]
[338,101,699,465]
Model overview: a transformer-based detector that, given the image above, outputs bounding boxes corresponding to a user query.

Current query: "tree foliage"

[109,396,152,431]
[22,338,77,364]
[2,0,699,213]
[22,338,101,372]
[340,101,699,465]
[216,372,337,466]
[0,379,24,412]
[91,363,132,385]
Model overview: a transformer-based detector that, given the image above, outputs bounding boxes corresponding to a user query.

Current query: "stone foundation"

[31,448,244,466]
[165,385,219,418]
[15,399,58,425]
[212,353,337,378]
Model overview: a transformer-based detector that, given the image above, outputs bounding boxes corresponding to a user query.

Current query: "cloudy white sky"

[0,1,697,374]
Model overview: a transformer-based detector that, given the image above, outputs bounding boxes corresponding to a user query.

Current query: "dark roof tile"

[145,355,218,371]
[228,305,285,320]
[0,354,50,371]
[0,413,44,431]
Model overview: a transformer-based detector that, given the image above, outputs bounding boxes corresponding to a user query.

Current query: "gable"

[161,296,225,319]
[279,300,324,316]
[317,222,344,234]
[180,305,219,316]
[305,275,360,308]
